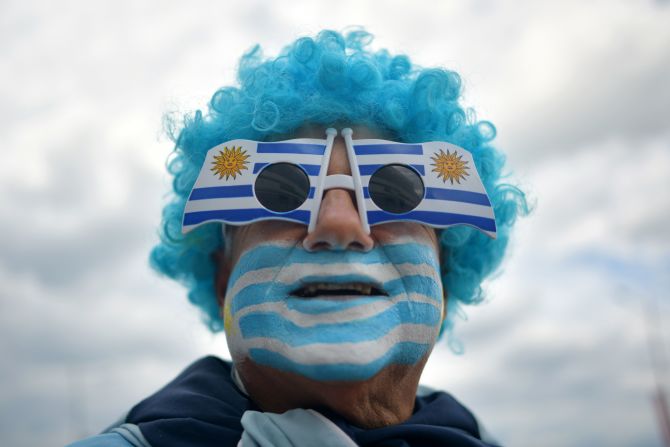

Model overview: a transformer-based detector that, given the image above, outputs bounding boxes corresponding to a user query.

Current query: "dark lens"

[369,164,424,214]
[255,163,310,212]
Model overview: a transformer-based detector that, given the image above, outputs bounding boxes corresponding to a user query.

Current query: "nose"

[302,188,374,252]
[302,133,374,252]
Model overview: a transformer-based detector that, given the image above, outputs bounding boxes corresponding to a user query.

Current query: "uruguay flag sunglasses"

[182,128,497,238]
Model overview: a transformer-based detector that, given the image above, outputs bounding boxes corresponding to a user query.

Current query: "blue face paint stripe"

[231,244,439,285]
[285,296,384,314]
[238,301,441,346]
[230,274,442,314]
[248,342,430,381]
[228,244,440,294]
[227,244,299,287]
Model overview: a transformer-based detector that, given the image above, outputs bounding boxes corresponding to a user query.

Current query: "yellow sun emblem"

[431,149,470,184]
[211,146,250,180]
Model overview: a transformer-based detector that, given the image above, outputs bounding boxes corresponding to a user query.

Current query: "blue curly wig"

[150,29,528,352]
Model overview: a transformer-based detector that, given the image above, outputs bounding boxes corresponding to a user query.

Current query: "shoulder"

[126,355,248,421]
[67,356,254,447]
[415,385,501,446]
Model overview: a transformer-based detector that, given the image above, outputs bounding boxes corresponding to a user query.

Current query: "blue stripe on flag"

[253,162,321,176]
[424,187,491,206]
[353,143,423,155]
[189,186,314,203]
[358,164,425,176]
[367,210,496,232]
[229,243,442,287]
[362,186,489,207]
[257,142,326,155]
[183,209,310,226]
[189,185,253,201]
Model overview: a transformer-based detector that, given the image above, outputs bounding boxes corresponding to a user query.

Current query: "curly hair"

[150,29,528,352]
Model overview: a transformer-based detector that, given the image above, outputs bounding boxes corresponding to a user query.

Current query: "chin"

[238,355,430,427]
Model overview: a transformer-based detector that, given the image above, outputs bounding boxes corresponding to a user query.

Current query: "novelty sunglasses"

[182,128,497,238]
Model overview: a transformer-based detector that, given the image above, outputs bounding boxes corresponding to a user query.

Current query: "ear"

[213,248,233,312]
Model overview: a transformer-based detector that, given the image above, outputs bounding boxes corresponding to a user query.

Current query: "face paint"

[223,240,443,382]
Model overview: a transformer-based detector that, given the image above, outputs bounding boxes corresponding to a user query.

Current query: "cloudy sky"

[2,1,669,446]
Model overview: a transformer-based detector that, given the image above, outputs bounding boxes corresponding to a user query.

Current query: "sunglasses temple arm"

[308,128,338,233]
[341,128,370,234]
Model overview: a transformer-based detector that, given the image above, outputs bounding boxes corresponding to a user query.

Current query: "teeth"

[302,282,376,296]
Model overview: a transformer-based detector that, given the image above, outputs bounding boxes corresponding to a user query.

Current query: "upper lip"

[290,280,388,298]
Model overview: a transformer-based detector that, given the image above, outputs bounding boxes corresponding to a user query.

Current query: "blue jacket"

[67,356,500,447]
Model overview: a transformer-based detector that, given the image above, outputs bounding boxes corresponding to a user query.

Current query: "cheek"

[379,239,444,321]
[227,221,306,266]
[372,223,438,249]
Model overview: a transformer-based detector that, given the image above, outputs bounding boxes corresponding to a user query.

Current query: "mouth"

[290,281,389,298]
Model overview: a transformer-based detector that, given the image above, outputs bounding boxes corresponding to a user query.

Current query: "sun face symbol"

[211,146,250,180]
[431,149,470,184]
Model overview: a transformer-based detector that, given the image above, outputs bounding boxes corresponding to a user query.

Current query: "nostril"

[308,241,331,252]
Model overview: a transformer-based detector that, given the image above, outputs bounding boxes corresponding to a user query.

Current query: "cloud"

[423,248,665,446]
[0,246,231,446]
[520,134,670,260]
[1,1,668,447]
[0,131,164,287]
[451,1,670,164]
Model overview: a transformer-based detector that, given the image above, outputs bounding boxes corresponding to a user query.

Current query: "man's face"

[216,127,444,393]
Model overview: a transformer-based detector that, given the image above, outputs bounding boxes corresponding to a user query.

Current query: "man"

[69,29,526,446]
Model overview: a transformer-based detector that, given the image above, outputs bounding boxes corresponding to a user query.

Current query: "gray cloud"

[0,138,163,287]
[2,1,669,447]
[506,47,670,161]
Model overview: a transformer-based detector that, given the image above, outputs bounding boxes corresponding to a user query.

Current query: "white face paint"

[223,239,443,381]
